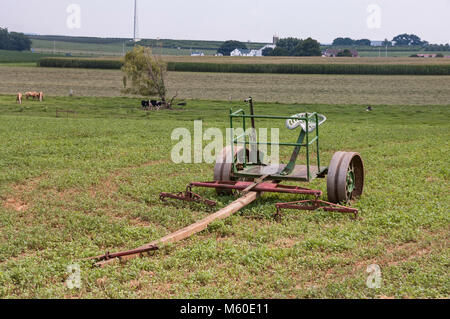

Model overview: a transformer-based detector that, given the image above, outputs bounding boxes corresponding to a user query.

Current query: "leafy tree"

[262,47,274,56]
[276,37,302,55]
[337,49,353,57]
[121,46,173,107]
[0,27,31,51]
[392,33,425,46]
[332,37,354,46]
[217,40,247,56]
[354,39,371,46]
[271,46,290,56]
[382,38,392,47]
[294,37,321,56]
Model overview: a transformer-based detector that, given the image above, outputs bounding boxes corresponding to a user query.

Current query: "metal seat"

[285,113,327,132]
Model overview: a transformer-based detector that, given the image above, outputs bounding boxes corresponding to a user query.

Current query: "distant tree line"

[263,37,321,56]
[0,28,31,51]
[331,34,449,51]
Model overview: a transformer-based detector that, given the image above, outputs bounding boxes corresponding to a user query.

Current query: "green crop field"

[0,94,448,298]
[37,57,450,75]
[0,49,52,64]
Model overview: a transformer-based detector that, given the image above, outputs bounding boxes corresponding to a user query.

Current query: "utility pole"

[133,0,139,42]
[133,0,137,41]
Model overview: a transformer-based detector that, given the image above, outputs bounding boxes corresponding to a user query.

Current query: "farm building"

[230,45,275,57]
[323,49,359,57]
[416,54,438,58]
[190,51,205,56]
[230,48,257,56]
[370,41,384,46]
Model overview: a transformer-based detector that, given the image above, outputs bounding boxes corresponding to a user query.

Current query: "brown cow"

[25,91,33,100]
[16,93,22,104]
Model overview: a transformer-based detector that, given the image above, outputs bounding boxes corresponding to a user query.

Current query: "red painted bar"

[189,181,322,197]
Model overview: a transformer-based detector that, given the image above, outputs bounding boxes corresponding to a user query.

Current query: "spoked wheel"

[214,146,264,195]
[327,151,364,203]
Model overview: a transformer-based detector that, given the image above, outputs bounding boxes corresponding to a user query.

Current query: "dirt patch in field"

[3,197,28,212]
[1,175,46,212]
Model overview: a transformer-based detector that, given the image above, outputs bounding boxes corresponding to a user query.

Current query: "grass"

[0,49,52,63]
[1,65,450,106]
[0,94,448,298]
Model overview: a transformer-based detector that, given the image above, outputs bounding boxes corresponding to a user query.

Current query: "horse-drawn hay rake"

[91,98,364,266]
[160,97,364,218]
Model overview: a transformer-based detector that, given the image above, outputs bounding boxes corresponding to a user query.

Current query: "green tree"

[392,33,425,46]
[276,37,302,55]
[262,47,274,56]
[337,49,353,57]
[294,37,321,56]
[332,37,354,46]
[271,46,290,56]
[0,27,31,51]
[217,40,247,56]
[354,39,371,46]
[382,38,392,47]
[121,46,171,107]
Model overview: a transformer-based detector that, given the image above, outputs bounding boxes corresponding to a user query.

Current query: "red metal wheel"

[214,146,246,195]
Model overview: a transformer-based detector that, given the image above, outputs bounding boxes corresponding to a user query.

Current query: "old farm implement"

[91,98,364,266]
[160,97,364,218]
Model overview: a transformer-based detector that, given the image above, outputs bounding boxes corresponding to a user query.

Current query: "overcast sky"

[1,0,449,44]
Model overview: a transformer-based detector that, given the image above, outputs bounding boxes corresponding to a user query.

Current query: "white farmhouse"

[231,48,254,56]
[231,45,276,57]
[191,51,205,56]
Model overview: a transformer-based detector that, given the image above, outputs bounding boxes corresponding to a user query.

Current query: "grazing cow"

[26,92,40,100]
[141,100,150,107]
[16,93,22,104]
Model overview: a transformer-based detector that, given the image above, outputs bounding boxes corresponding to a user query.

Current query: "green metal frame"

[229,108,326,182]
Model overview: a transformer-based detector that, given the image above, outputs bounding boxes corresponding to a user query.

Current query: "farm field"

[0,49,54,63]
[0,94,448,298]
[1,65,450,105]
[36,55,450,65]
[161,56,450,65]
[29,36,450,58]
[31,39,217,57]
